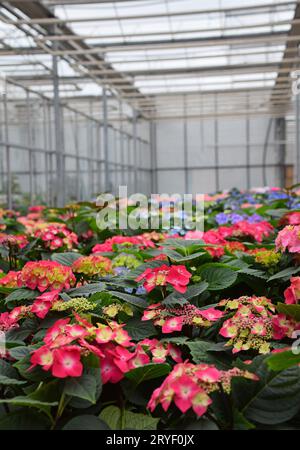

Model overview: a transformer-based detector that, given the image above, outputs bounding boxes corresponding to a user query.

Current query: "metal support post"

[3,87,11,209]
[52,33,65,207]
[214,94,220,191]
[102,87,110,192]
[133,110,138,192]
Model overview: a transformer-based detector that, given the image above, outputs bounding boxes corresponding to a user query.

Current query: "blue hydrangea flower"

[229,213,245,224]
[247,214,263,223]
[215,213,229,225]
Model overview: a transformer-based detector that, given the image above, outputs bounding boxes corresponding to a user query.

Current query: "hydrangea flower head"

[72,255,113,277]
[17,261,76,292]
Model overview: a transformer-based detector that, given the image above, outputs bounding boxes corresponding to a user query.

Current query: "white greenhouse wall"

[155,115,288,195]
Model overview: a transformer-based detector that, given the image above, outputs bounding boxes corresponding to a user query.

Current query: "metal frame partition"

[0,77,151,208]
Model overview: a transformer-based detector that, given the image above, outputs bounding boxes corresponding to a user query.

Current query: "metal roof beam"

[272,2,300,103]
[3,2,297,25]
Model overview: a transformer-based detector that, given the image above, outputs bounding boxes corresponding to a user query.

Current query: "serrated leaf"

[185,340,230,369]
[109,291,148,308]
[100,406,158,430]
[51,252,81,267]
[124,317,157,340]
[199,265,238,291]
[5,289,38,305]
[268,267,300,282]
[67,282,105,297]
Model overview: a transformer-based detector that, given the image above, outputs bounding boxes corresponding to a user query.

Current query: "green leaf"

[267,351,300,371]
[268,266,300,282]
[184,281,209,299]
[124,317,157,340]
[5,289,38,305]
[162,281,208,306]
[199,265,238,290]
[126,260,166,280]
[100,406,159,430]
[99,406,121,430]
[0,396,57,418]
[6,319,37,343]
[51,252,81,266]
[232,356,300,425]
[0,359,26,386]
[125,363,171,386]
[238,268,268,280]
[109,291,148,308]
[276,303,300,321]
[232,409,255,430]
[163,248,206,263]
[0,409,51,430]
[64,374,98,404]
[185,340,230,369]
[123,410,159,430]
[162,238,205,251]
[67,282,105,297]
[63,415,109,430]
[8,346,31,360]
[14,352,50,382]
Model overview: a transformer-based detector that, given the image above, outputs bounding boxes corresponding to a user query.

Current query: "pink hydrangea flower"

[276,225,300,253]
[136,264,191,294]
[284,277,300,304]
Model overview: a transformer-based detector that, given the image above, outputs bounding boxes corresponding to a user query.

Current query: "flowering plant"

[33,223,78,251]
[0,189,300,430]
[17,260,76,292]
[72,255,113,278]
[136,264,192,294]
[148,361,258,417]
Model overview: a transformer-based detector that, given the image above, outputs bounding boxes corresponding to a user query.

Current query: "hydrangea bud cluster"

[112,253,141,270]
[253,249,281,268]
[102,302,133,319]
[218,296,299,354]
[51,297,96,313]
[72,255,113,277]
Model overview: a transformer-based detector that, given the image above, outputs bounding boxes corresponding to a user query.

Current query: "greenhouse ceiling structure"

[0,0,300,206]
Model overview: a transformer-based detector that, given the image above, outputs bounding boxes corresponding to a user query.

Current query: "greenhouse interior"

[1,0,300,433]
